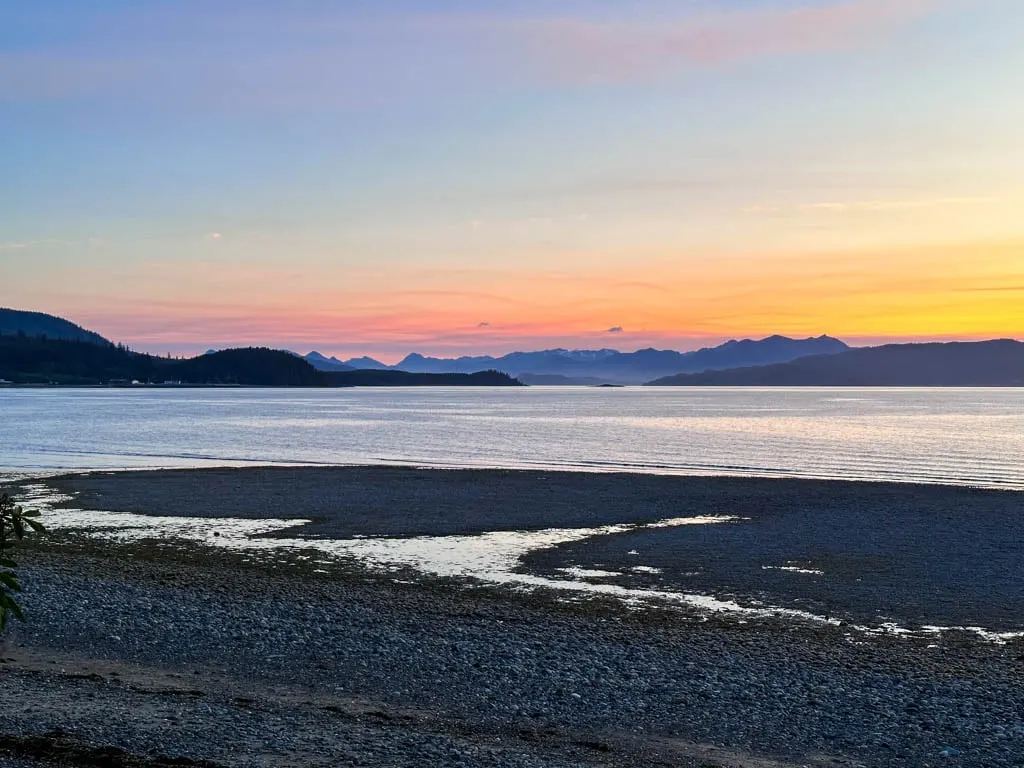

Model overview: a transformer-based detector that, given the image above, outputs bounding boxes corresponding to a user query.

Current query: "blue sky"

[2,0,1022,359]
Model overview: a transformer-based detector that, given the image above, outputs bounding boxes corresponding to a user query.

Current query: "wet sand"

[45,466,1024,630]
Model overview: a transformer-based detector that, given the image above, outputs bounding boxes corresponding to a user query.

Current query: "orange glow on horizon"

[40,237,1021,361]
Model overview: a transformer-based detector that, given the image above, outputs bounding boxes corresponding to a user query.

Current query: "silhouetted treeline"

[175,347,325,386]
[0,336,154,384]
[0,336,521,387]
[0,308,112,346]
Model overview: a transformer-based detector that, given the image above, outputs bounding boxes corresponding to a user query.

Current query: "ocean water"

[1,386,1022,489]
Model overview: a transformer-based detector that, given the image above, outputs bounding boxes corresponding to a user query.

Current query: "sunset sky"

[2,0,1022,362]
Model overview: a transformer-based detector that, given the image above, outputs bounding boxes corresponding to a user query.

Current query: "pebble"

[4,553,1024,768]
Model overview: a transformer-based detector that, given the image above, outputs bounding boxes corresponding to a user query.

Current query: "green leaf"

[25,518,45,534]
[0,558,17,568]
[7,598,23,621]
[0,592,23,625]
[0,572,22,591]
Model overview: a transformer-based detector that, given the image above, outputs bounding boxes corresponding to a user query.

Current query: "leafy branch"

[0,493,45,632]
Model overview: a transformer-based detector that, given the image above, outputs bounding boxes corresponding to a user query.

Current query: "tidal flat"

[44,466,1024,630]
[2,467,1023,767]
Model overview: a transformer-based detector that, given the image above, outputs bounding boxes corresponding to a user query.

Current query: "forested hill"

[0,336,520,387]
[646,340,1024,387]
[174,347,325,385]
[0,308,112,346]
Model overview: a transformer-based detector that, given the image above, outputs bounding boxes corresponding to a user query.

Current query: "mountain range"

[5,309,1023,387]
[647,340,1024,387]
[302,351,355,372]
[302,334,850,384]
[296,351,386,371]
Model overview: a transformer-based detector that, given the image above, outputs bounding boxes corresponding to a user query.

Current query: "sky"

[1,0,1022,362]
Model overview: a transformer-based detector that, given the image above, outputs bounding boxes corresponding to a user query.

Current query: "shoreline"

[7,455,1024,493]
[22,465,1024,631]
[3,467,1024,765]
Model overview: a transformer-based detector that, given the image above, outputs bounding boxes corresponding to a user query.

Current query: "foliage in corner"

[0,493,45,631]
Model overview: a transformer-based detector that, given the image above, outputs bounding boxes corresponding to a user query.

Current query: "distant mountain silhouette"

[397,351,499,374]
[395,336,849,384]
[300,352,391,371]
[302,351,355,372]
[342,356,390,370]
[675,335,848,372]
[0,335,520,387]
[0,308,111,346]
[646,341,1024,386]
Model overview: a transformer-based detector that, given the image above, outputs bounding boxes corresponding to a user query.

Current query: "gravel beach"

[2,467,1023,767]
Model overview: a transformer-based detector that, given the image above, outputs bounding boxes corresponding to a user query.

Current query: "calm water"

[1,387,1022,489]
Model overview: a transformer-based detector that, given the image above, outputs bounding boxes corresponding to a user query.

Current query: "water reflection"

[2,387,1023,489]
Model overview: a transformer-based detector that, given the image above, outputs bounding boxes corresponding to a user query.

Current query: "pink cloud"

[503,0,937,83]
[0,1,940,110]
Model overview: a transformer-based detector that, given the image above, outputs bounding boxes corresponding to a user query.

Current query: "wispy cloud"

[951,285,1024,293]
[0,0,941,110]
[0,238,75,250]
[515,0,937,83]
[743,196,1000,214]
